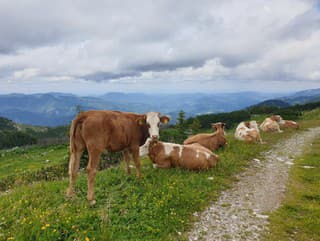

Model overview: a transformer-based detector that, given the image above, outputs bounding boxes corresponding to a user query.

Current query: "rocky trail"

[189,127,320,241]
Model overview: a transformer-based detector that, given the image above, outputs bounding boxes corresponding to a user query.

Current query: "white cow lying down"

[235,120,263,143]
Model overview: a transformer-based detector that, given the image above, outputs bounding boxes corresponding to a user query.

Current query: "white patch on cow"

[164,143,174,156]
[146,112,161,138]
[139,138,151,156]
[179,146,183,158]
[205,152,211,159]
[196,150,200,159]
[249,121,259,132]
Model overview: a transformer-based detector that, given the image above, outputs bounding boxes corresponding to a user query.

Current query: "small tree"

[177,110,186,128]
[75,105,84,114]
[175,110,188,143]
[189,118,201,134]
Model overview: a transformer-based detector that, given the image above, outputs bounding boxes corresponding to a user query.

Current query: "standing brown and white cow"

[66,110,169,205]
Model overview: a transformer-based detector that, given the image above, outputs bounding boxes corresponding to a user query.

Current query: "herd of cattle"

[66,110,298,205]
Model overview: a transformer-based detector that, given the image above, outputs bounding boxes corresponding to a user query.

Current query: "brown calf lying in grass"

[140,138,219,170]
[279,120,299,129]
[183,122,227,151]
[260,115,283,133]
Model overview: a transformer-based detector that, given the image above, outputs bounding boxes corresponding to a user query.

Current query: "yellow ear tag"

[138,119,144,125]
[163,119,168,124]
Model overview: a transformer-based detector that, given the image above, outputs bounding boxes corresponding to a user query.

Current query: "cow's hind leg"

[87,147,101,205]
[123,150,131,175]
[66,146,84,198]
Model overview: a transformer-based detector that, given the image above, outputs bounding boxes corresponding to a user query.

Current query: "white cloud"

[0,0,319,94]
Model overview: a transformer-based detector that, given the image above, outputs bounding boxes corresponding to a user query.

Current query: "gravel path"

[189,127,320,241]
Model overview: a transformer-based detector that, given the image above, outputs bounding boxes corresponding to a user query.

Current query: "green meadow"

[0,109,319,241]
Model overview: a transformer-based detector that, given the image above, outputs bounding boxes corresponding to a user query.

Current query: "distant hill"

[251,99,291,108]
[252,88,320,108]
[0,116,37,149]
[0,116,17,131]
[282,88,320,104]
[0,92,283,126]
[0,89,319,127]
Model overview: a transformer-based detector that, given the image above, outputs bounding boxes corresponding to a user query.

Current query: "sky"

[0,0,320,95]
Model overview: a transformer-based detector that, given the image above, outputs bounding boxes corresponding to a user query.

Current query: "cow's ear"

[137,115,146,125]
[222,122,226,128]
[160,116,170,124]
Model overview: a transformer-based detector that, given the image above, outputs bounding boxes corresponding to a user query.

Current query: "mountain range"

[0,88,319,126]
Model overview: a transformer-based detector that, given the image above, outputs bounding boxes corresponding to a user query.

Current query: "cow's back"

[79,110,145,152]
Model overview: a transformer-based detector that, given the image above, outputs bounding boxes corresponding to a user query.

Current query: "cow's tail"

[68,114,84,178]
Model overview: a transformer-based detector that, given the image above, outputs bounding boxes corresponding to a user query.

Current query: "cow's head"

[249,120,259,130]
[137,112,170,139]
[271,115,283,123]
[211,122,226,131]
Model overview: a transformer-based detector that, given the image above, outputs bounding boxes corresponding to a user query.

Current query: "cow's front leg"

[131,147,142,178]
[154,158,172,169]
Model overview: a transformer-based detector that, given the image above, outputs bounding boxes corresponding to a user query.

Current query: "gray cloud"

[280,8,320,40]
[0,0,319,94]
[81,71,141,82]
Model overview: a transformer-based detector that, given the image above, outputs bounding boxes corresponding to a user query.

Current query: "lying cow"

[260,115,283,133]
[140,138,219,170]
[279,120,299,129]
[235,120,263,143]
[183,122,227,151]
[67,110,169,205]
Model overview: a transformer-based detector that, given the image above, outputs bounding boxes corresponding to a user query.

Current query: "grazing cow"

[183,122,227,151]
[260,115,283,133]
[141,138,219,170]
[66,110,170,205]
[235,120,263,143]
[279,120,299,129]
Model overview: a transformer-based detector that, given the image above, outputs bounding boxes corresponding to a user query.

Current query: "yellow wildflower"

[85,237,90,241]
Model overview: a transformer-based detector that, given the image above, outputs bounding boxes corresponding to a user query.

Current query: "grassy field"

[0,110,319,241]
[0,145,68,179]
[264,135,320,241]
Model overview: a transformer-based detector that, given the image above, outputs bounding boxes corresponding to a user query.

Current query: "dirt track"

[189,127,320,241]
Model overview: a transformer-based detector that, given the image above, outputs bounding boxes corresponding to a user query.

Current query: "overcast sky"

[0,0,319,95]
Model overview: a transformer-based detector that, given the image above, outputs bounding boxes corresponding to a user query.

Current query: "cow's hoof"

[66,189,73,198]
[89,199,96,206]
